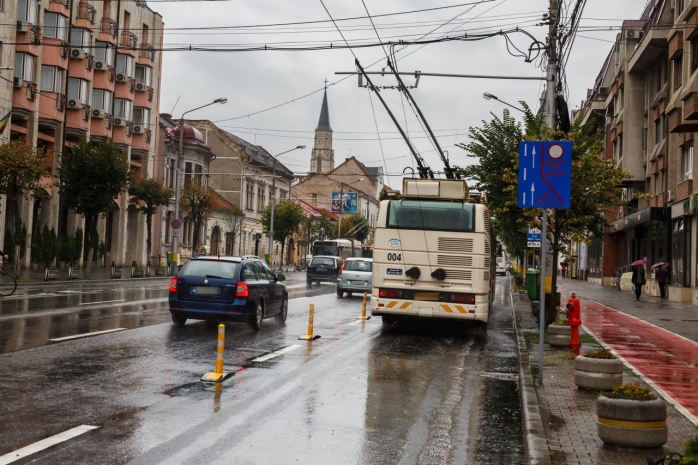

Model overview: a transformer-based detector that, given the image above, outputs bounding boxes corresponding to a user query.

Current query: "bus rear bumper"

[371,298,488,323]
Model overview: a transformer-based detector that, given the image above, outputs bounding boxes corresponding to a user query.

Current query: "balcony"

[651,156,666,174]
[121,31,138,49]
[680,132,695,147]
[688,9,698,40]
[611,72,625,97]
[669,30,684,60]
[140,44,155,61]
[668,107,698,132]
[77,2,96,24]
[685,92,698,120]
[101,18,117,38]
[50,0,71,7]
[677,179,693,202]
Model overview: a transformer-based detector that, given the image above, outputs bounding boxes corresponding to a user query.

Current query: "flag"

[0,111,10,136]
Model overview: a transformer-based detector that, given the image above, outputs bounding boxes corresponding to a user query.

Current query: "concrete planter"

[574,355,623,391]
[596,397,667,448]
[546,324,570,347]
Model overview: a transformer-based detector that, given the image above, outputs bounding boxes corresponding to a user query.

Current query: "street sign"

[171,218,182,230]
[331,191,358,213]
[527,228,542,242]
[527,241,541,248]
[171,230,180,237]
[518,141,572,209]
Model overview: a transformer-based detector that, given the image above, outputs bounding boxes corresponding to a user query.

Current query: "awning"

[609,207,664,232]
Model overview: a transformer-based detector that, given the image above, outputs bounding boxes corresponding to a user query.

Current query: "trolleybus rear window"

[386,200,475,232]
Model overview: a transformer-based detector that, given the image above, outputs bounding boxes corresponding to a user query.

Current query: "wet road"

[0,277,523,464]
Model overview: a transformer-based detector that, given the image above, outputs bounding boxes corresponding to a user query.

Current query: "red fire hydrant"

[565,293,581,355]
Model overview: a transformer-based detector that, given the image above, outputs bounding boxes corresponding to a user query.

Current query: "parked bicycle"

[0,252,17,297]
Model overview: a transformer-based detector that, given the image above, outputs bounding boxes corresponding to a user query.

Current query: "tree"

[337,213,371,243]
[299,213,334,257]
[222,205,244,255]
[58,138,131,277]
[180,180,215,252]
[128,177,174,262]
[457,105,628,321]
[0,140,49,271]
[260,200,305,266]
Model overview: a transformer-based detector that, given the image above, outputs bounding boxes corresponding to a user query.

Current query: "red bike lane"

[559,290,698,424]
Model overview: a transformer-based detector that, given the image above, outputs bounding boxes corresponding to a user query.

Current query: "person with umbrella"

[653,262,668,299]
[631,260,647,301]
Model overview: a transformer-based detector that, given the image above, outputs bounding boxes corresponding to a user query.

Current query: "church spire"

[316,87,332,132]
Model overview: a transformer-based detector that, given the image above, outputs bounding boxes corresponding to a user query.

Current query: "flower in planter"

[603,382,657,401]
[582,349,616,359]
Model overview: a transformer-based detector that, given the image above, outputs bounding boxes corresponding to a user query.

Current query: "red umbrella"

[630,259,648,266]
[652,262,667,269]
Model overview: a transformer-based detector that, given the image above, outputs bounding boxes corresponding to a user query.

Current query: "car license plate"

[317,268,327,273]
[350,281,366,286]
[192,286,220,296]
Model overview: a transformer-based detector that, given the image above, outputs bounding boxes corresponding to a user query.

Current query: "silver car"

[337,258,373,297]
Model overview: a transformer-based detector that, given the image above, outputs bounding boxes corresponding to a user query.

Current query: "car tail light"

[379,289,399,298]
[168,277,177,293]
[453,294,475,304]
[236,282,249,298]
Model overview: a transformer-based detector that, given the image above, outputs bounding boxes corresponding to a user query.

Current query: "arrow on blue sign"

[518,141,572,209]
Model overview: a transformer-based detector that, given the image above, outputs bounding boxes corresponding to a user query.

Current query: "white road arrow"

[530,182,535,205]
[532,146,536,169]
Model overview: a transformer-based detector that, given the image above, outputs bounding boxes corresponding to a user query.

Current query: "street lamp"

[483,92,524,113]
[268,145,306,267]
[337,178,364,238]
[171,97,227,274]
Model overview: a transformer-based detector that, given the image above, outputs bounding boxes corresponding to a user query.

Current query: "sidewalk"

[513,277,698,465]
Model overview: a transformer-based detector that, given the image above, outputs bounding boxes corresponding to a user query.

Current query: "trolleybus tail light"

[452,294,475,304]
[379,289,400,298]
[168,277,177,293]
[236,282,249,298]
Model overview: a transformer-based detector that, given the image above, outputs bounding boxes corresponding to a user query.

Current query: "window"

[67,78,89,104]
[18,0,37,23]
[655,118,661,144]
[43,12,67,40]
[134,64,152,85]
[180,260,239,279]
[92,88,113,111]
[242,264,257,281]
[14,53,35,82]
[316,157,322,173]
[184,162,192,184]
[672,218,691,287]
[115,54,134,77]
[40,66,65,92]
[132,107,150,124]
[387,200,476,232]
[195,165,203,185]
[257,185,266,211]
[252,262,270,281]
[93,41,115,66]
[683,145,694,180]
[674,56,683,90]
[246,181,255,210]
[167,158,175,188]
[113,98,132,119]
[279,189,288,201]
[70,28,91,53]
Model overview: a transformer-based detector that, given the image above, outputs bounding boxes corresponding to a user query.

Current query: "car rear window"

[344,260,372,272]
[180,260,239,279]
[311,257,335,267]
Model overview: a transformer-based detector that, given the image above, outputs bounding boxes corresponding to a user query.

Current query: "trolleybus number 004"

[387,253,402,261]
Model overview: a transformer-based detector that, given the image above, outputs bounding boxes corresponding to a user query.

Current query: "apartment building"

[2,0,163,267]
[579,0,698,303]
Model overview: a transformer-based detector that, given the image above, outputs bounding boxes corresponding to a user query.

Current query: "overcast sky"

[152,0,644,188]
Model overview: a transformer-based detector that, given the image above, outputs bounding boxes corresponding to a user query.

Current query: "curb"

[512,291,551,465]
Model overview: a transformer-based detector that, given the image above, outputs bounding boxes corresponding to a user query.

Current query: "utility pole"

[538,0,558,386]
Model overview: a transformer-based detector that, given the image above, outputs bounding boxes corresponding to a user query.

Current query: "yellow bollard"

[299,303,321,340]
[356,292,371,320]
[201,323,233,382]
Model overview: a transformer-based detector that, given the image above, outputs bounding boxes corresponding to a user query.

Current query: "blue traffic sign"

[527,229,542,242]
[518,141,572,209]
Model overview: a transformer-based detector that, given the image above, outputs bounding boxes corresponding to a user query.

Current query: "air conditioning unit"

[626,29,636,39]
[132,124,145,134]
[94,60,106,71]
[13,77,23,88]
[598,86,610,95]
[113,118,126,127]
[115,73,128,83]
[92,108,106,118]
[135,82,147,92]
[67,99,80,109]
[667,189,674,202]
[70,48,85,59]
[16,21,29,32]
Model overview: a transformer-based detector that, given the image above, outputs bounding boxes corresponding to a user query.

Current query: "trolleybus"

[312,239,362,260]
[371,178,495,325]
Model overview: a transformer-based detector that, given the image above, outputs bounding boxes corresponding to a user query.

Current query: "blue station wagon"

[169,256,287,330]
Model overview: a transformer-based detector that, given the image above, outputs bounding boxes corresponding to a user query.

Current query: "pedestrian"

[655,265,668,299]
[560,262,567,279]
[631,265,646,301]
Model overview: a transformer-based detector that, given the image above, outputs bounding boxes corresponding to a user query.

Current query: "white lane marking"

[78,299,126,306]
[252,344,301,362]
[347,319,363,326]
[0,425,99,465]
[289,297,308,301]
[49,328,126,342]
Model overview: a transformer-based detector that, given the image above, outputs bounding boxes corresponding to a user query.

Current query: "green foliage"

[95,241,106,262]
[17,223,27,259]
[181,180,215,251]
[59,228,84,264]
[304,214,335,243]
[261,200,306,246]
[680,425,698,464]
[603,383,657,401]
[337,213,370,243]
[582,349,616,359]
[33,225,59,265]
[129,177,175,257]
[58,139,130,273]
[551,319,568,326]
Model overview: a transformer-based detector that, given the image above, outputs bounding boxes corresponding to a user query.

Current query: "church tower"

[310,87,334,174]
